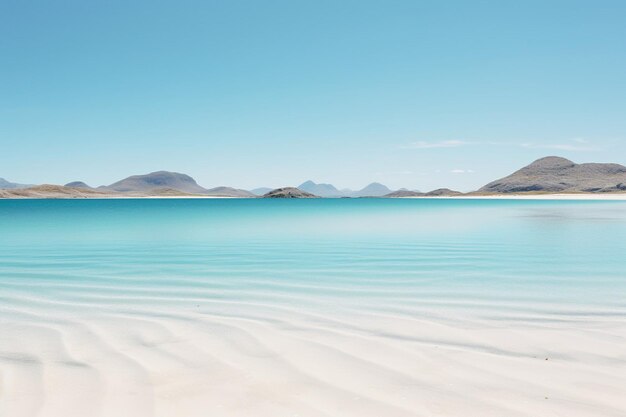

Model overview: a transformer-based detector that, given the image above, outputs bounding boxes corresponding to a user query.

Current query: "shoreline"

[2,194,626,200]
[0,190,626,201]
[396,193,626,201]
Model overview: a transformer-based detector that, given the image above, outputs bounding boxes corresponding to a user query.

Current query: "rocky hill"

[425,188,463,196]
[262,187,318,198]
[480,157,626,193]
[102,171,207,194]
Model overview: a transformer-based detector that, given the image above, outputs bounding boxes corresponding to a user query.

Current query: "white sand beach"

[404,194,626,200]
[1,302,625,417]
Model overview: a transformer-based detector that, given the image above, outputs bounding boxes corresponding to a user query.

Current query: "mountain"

[262,187,318,198]
[65,181,92,189]
[0,185,115,199]
[385,190,424,197]
[204,186,256,197]
[385,188,462,197]
[352,182,393,197]
[298,181,342,197]
[103,171,207,193]
[425,188,463,196]
[249,187,274,196]
[480,156,626,193]
[0,178,33,189]
[142,188,212,197]
[296,181,395,197]
[0,184,251,199]
[258,181,395,197]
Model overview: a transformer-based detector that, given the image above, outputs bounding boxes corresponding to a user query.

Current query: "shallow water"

[2,199,625,316]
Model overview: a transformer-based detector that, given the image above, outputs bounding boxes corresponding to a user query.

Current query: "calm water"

[1,198,625,321]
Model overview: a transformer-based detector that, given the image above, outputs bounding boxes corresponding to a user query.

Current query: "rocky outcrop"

[262,187,318,198]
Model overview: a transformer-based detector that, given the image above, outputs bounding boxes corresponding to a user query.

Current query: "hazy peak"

[105,171,206,193]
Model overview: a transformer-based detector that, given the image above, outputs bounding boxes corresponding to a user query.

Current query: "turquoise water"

[1,198,625,320]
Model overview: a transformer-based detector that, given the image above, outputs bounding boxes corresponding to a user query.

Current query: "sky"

[1,0,625,191]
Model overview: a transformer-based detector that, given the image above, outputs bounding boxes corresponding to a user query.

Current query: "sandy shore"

[401,193,626,200]
[1,302,625,417]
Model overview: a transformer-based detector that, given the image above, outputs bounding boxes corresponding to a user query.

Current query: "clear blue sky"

[2,0,625,191]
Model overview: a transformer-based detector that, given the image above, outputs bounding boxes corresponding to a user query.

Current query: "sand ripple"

[1,242,626,417]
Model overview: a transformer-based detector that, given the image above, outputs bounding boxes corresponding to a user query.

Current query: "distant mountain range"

[298,181,342,197]
[2,156,626,198]
[3,171,255,197]
[385,188,462,197]
[67,171,256,197]
[0,178,33,189]
[298,180,393,197]
[203,186,255,198]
